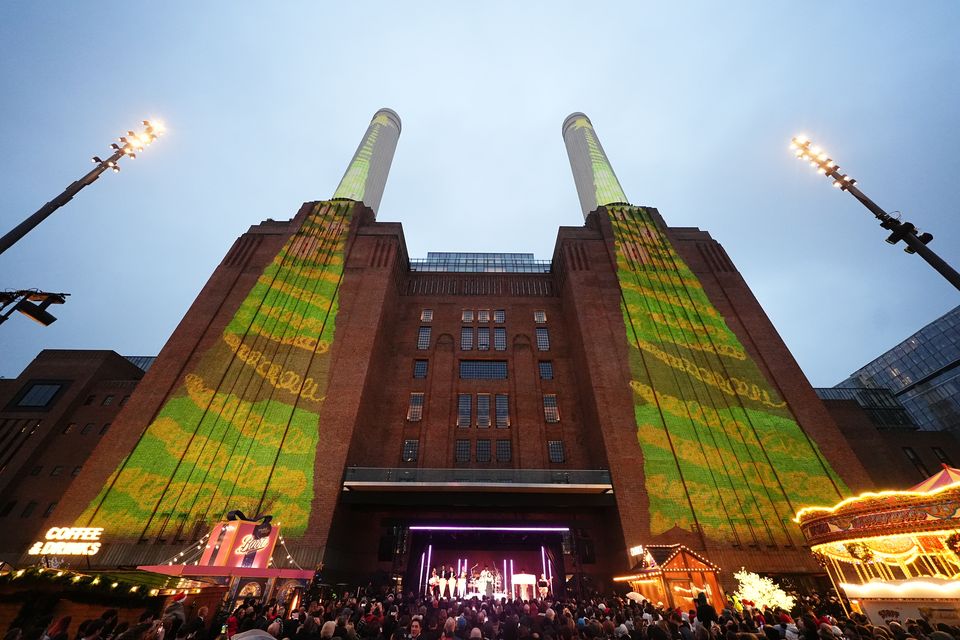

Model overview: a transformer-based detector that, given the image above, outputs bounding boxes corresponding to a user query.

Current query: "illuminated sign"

[28,527,103,556]
[199,517,279,569]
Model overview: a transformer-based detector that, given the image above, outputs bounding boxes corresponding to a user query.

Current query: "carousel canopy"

[909,464,960,493]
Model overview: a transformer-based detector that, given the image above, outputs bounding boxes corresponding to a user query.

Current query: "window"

[539,361,554,380]
[457,394,472,427]
[417,327,432,350]
[43,502,57,517]
[0,501,15,518]
[477,327,490,351]
[120,395,130,406]
[534,310,547,324]
[933,447,954,466]
[62,423,75,434]
[462,310,474,323]
[413,360,429,379]
[30,465,42,476]
[84,395,96,406]
[476,439,492,463]
[420,309,434,322]
[494,328,507,351]
[50,466,63,476]
[102,395,115,406]
[20,501,37,518]
[477,394,491,428]
[548,440,565,463]
[461,327,474,350]
[496,439,512,462]
[543,394,560,423]
[535,327,550,351]
[71,466,82,477]
[455,439,471,463]
[81,423,94,434]
[478,310,490,323]
[407,393,425,421]
[17,383,62,408]
[903,447,930,477]
[494,310,505,324]
[495,394,510,428]
[459,360,508,380]
[99,424,110,435]
[402,439,419,463]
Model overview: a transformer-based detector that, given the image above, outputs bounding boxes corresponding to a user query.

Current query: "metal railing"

[343,467,612,486]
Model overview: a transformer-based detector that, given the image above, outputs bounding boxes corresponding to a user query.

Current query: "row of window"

[15,383,131,410]
[440,439,564,463]
[421,309,546,324]
[63,422,110,435]
[0,499,57,519]
[413,360,554,381]
[417,327,551,351]
[406,392,559,425]
[30,464,82,477]
[904,446,954,477]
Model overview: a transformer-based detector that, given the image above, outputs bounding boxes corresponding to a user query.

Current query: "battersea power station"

[17,109,883,597]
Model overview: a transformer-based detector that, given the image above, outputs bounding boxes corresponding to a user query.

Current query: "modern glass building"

[409,252,551,273]
[836,305,960,432]
[814,387,916,430]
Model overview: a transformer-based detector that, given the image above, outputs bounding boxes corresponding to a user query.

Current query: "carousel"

[795,464,960,624]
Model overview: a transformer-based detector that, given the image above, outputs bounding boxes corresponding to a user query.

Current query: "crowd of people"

[10,589,958,640]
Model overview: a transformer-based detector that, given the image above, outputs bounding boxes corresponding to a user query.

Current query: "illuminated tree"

[734,568,796,610]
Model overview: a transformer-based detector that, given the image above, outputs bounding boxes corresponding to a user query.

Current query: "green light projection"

[332,113,393,203]
[608,205,847,545]
[78,201,354,538]
[571,116,628,207]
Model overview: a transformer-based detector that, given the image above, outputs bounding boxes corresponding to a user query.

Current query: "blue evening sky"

[1,3,958,386]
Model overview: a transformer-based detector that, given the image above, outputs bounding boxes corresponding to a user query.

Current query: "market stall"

[612,544,724,611]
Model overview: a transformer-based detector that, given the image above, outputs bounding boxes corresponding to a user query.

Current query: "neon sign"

[28,527,103,556]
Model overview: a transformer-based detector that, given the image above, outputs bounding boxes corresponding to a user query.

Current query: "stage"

[405,525,566,600]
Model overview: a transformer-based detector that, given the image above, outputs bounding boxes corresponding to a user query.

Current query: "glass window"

[544,394,560,423]
[494,310,505,324]
[407,393,425,421]
[413,359,429,379]
[71,466,82,477]
[547,440,565,463]
[476,439,492,463]
[17,383,62,408]
[477,394,491,428]
[933,447,954,466]
[102,395,114,406]
[81,423,94,434]
[99,424,110,435]
[457,394,472,427]
[84,395,96,406]
[494,327,507,351]
[477,327,490,351]
[417,327,432,350]
[535,327,550,351]
[462,310,474,323]
[461,327,474,350]
[0,501,16,517]
[420,309,434,322]
[120,395,130,406]
[496,439,512,462]
[62,423,75,434]
[903,447,930,477]
[495,394,510,428]
[30,465,42,476]
[43,502,57,517]
[402,439,419,463]
[459,360,508,379]
[455,439,471,463]
[20,501,37,518]
[534,310,547,324]
[478,310,490,323]
[539,361,554,380]
[50,466,63,476]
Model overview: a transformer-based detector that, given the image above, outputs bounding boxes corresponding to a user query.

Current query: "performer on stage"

[446,566,456,599]
[428,568,439,598]
[537,573,549,600]
[456,571,467,599]
[479,565,493,598]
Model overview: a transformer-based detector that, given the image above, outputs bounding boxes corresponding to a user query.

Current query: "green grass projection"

[78,201,354,538]
[609,205,848,546]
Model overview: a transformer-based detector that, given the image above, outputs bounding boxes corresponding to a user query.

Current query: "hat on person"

[616,625,629,638]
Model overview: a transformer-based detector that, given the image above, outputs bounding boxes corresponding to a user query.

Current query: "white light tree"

[734,568,796,610]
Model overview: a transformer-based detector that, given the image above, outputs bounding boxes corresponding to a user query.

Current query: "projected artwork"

[78,201,354,538]
[608,204,848,546]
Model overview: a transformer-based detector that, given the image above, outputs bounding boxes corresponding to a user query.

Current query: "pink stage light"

[419,551,426,594]
[408,525,569,532]
[426,544,433,596]
[503,559,508,594]
[541,545,547,581]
